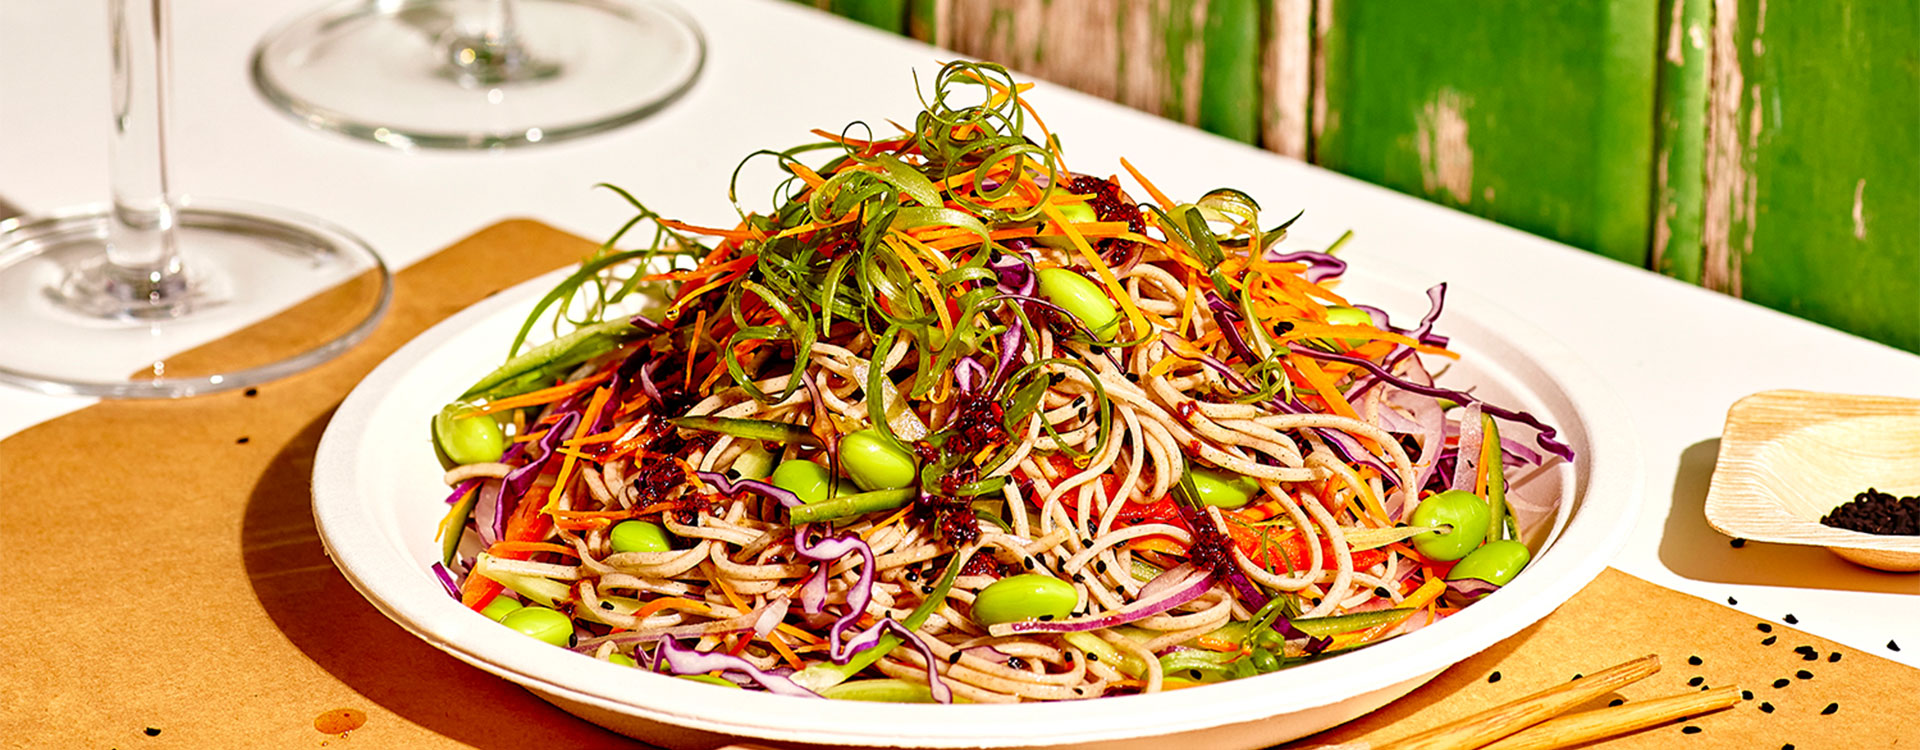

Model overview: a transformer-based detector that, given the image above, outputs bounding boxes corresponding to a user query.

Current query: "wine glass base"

[251,0,706,150]
[0,201,391,399]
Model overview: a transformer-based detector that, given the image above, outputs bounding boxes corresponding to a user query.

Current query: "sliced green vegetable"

[786,487,917,524]
[672,416,820,446]
[1290,608,1416,639]
[821,678,942,702]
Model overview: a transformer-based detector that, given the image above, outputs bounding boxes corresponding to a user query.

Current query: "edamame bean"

[970,574,1077,626]
[838,430,917,491]
[500,605,574,647]
[1323,306,1373,348]
[1190,468,1261,508]
[1445,539,1531,586]
[1036,267,1120,340]
[609,520,672,553]
[434,404,506,465]
[1408,489,1492,561]
[770,459,835,504]
[479,596,523,623]
[679,674,742,688]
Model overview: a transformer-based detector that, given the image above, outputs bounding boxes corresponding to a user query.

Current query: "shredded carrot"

[542,385,614,513]
[1194,636,1243,653]
[1287,355,1361,422]
[486,541,580,558]
[684,307,707,391]
[1041,203,1150,339]
[469,370,613,416]
[1119,158,1175,209]
[861,505,916,542]
[656,217,758,241]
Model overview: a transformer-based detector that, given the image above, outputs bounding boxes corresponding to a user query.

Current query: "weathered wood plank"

[1312,0,1660,266]
[1706,0,1920,352]
[1650,0,1711,284]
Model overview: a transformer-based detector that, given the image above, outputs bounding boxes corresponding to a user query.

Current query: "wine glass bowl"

[251,0,705,150]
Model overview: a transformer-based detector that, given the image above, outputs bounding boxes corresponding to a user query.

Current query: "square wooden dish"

[1705,390,1920,571]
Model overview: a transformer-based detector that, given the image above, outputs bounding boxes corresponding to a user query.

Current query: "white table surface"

[5,0,1917,673]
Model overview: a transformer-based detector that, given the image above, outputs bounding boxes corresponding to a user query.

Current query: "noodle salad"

[426,62,1572,704]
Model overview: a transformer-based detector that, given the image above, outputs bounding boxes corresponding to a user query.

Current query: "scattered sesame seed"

[1488,671,1502,683]
[1772,678,1790,689]
[1890,640,1903,651]
[1701,686,1710,691]
[1784,614,1799,624]
[236,436,250,444]
[1688,655,1703,666]
[1608,698,1625,707]
[1038,614,1054,621]
[1188,669,1202,680]
[1730,538,1746,548]
[1571,673,1583,680]
[1762,635,1778,646]
[949,652,963,664]
[1688,676,1704,686]
[1784,745,1796,750]
[1822,702,1838,715]
[244,388,259,397]
[1087,652,1099,662]
[599,601,613,610]
[1095,561,1108,574]
[1761,702,1775,713]
[145,728,162,737]
[1374,586,1391,598]
[1741,690,1754,700]
[1796,670,1812,680]
[1794,645,1816,655]
[1683,726,1702,734]
[1758,623,1773,633]
[1801,652,1818,661]
[1727,596,1739,605]
[1829,652,1842,663]
[1022,558,1035,570]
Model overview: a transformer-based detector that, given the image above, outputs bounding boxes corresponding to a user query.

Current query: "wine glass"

[0,0,390,399]
[251,0,705,150]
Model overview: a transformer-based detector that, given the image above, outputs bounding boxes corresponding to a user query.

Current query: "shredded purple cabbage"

[1292,347,1574,462]
[697,471,806,509]
[1263,250,1348,284]
[656,637,821,697]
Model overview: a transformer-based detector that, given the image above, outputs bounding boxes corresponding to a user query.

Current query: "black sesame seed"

[1821,702,1838,715]
[1488,671,1502,683]
[1801,652,1818,661]
[1730,538,1746,548]
[1741,690,1754,700]
[244,387,259,397]
[922,585,934,594]
[1087,652,1100,662]
[1688,655,1703,666]
[1608,698,1625,707]
[1095,561,1108,574]
[1022,558,1035,570]
[1082,538,1094,547]
[1006,656,1029,670]
[1571,673,1583,680]
[1683,726,1702,734]
[1072,573,1086,582]
[1374,586,1392,598]
[1892,640,1902,652]
[1796,669,1812,680]
[904,570,919,581]
[1829,652,1842,662]
[1188,669,1202,680]
[145,728,162,737]
[1761,702,1775,713]
[600,601,614,610]
[1794,645,1816,655]
[1038,614,1054,621]
[236,436,250,444]
[1688,676,1704,686]
[949,651,963,664]
[1701,686,1711,691]
[1784,613,1799,624]
[1762,635,1778,646]
[1728,596,1739,605]
[1784,745,1796,750]
[1772,678,1790,689]
[1073,686,1086,694]
[1758,623,1773,633]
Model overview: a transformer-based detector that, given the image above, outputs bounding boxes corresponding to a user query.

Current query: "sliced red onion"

[636,358,665,405]
[697,471,805,509]
[496,411,580,538]
[1293,347,1574,462]
[793,527,878,661]
[753,597,792,638]
[953,356,988,394]
[990,565,1215,636]
[1263,250,1348,283]
[473,478,503,547]
[1449,402,1484,493]
[430,562,460,600]
[1203,292,1264,367]
[1443,577,1502,606]
[987,323,1025,393]
[628,312,668,334]
[657,637,821,697]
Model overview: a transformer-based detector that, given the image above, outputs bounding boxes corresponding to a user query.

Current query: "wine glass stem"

[104,0,185,305]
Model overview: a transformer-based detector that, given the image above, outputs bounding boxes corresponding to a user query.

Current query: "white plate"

[312,259,1641,749]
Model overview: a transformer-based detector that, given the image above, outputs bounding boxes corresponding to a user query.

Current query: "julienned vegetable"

[426,62,1569,704]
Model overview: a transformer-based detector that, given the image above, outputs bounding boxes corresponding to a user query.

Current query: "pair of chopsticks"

[1361,654,1739,750]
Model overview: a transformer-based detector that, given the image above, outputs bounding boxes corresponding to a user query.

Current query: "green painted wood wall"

[795,0,1920,354]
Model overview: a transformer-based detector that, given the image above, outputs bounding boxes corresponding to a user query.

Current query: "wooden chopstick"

[1374,654,1661,750]
[1479,685,1741,750]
